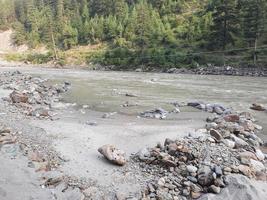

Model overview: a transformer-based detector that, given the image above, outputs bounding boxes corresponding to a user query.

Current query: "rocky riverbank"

[91,63,267,77]
[1,59,267,77]
[134,107,267,199]
[164,66,267,77]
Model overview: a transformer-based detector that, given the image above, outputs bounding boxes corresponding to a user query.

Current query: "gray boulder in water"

[140,108,168,119]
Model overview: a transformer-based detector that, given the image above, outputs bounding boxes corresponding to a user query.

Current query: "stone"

[31,108,50,117]
[239,112,255,121]
[140,108,168,119]
[214,106,224,115]
[255,149,265,161]
[208,185,221,194]
[250,159,265,172]
[214,166,223,176]
[206,104,214,113]
[223,114,240,123]
[85,121,98,126]
[239,151,258,160]
[125,93,138,97]
[206,122,218,130]
[98,144,126,166]
[222,139,235,148]
[191,192,202,199]
[60,188,85,200]
[188,101,203,107]
[255,171,267,181]
[240,120,255,131]
[238,165,252,177]
[223,167,232,174]
[158,177,166,187]
[254,124,263,130]
[172,108,180,113]
[187,165,198,173]
[167,143,178,155]
[231,135,249,148]
[10,91,28,103]
[198,166,214,186]
[188,176,198,183]
[250,103,266,111]
[214,178,225,188]
[164,138,174,146]
[136,148,151,161]
[209,129,223,141]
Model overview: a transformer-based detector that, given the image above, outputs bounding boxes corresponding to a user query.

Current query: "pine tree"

[208,0,240,50]
[241,0,267,64]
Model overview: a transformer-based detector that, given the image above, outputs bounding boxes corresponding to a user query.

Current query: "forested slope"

[0,0,267,68]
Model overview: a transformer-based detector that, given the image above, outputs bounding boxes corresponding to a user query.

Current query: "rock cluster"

[187,101,231,115]
[166,66,267,77]
[140,108,168,119]
[0,71,70,119]
[135,106,266,200]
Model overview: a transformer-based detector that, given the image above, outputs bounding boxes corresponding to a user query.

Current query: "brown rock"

[167,143,178,155]
[238,165,253,177]
[10,91,28,103]
[209,129,223,141]
[250,103,266,111]
[239,151,258,161]
[255,171,267,181]
[98,144,126,166]
[0,135,16,144]
[240,120,255,131]
[191,191,202,199]
[223,114,240,123]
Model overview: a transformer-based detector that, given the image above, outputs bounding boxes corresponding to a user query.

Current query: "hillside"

[0,0,267,68]
[0,30,27,54]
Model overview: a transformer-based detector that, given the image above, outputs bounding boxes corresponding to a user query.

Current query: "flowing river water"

[1,66,267,136]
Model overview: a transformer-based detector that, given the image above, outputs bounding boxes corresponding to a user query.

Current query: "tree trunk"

[50,27,58,60]
[254,37,257,66]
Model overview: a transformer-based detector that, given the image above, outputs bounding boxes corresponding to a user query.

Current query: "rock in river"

[98,144,126,166]
[250,103,266,111]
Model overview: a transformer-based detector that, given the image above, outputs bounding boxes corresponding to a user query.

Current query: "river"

[0,66,266,136]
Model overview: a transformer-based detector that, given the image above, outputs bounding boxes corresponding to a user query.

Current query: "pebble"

[186,165,198,173]
[158,178,165,187]
[250,159,265,172]
[208,185,221,194]
[222,139,235,148]
[214,166,223,176]
[255,149,265,161]
[209,129,223,141]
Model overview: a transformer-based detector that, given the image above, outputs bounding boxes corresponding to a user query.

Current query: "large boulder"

[199,175,267,200]
[10,91,28,103]
[98,144,126,166]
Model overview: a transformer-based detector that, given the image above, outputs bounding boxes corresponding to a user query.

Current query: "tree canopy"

[0,0,267,67]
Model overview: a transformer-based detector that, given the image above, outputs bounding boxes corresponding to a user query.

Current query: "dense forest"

[0,0,267,68]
